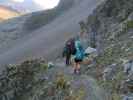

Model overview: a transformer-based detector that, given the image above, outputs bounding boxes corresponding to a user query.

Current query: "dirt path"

[51,59,108,100]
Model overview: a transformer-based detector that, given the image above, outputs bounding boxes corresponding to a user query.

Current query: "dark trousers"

[66,55,71,65]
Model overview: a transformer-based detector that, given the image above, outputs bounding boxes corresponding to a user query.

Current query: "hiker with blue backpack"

[73,36,84,74]
[62,36,84,74]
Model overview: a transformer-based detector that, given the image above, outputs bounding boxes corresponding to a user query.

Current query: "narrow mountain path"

[47,59,109,100]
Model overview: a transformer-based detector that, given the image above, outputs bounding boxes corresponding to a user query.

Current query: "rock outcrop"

[81,0,133,99]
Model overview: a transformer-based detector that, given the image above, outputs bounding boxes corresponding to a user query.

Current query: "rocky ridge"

[80,0,133,99]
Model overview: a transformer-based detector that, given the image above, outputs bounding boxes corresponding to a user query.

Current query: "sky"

[0,0,60,12]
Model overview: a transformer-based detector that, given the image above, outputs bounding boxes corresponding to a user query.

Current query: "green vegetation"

[0,59,47,100]
[56,72,70,89]
[40,63,48,71]
[96,45,123,66]
[125,20,133,30]
[98,71,125,100]
[112,93,121,100]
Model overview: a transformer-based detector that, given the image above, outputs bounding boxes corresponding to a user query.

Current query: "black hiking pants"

[66,54,71,66]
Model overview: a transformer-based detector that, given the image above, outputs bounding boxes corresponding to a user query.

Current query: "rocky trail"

[45,59,109,100]
[0,0,132,99]
[0,57,109,100]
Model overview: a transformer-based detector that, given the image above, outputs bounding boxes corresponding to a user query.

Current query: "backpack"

[75,40,84,60]
[65,38,76,55]
[75,48,84,60]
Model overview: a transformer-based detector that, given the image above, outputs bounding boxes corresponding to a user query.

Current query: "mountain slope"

[0,0,75,54]
[0,0,103,66]
[24,0,75,31]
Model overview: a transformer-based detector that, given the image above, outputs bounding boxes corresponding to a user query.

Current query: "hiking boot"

[76,69,81,75]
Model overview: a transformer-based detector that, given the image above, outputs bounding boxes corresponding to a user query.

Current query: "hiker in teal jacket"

[74,38,84,74]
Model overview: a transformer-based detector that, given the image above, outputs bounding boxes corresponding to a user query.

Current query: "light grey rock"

[103,64,117,81]
[130,36,133,39]
[122,94,133,100]
[124,60,133,75]
[48,62,54,69]
[128,73,133,81]
[128,12,133,20]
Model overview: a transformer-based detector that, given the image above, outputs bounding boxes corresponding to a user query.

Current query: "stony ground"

[0,58,109,100]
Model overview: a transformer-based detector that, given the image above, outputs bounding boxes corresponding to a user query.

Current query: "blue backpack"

[75,40,84,60]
